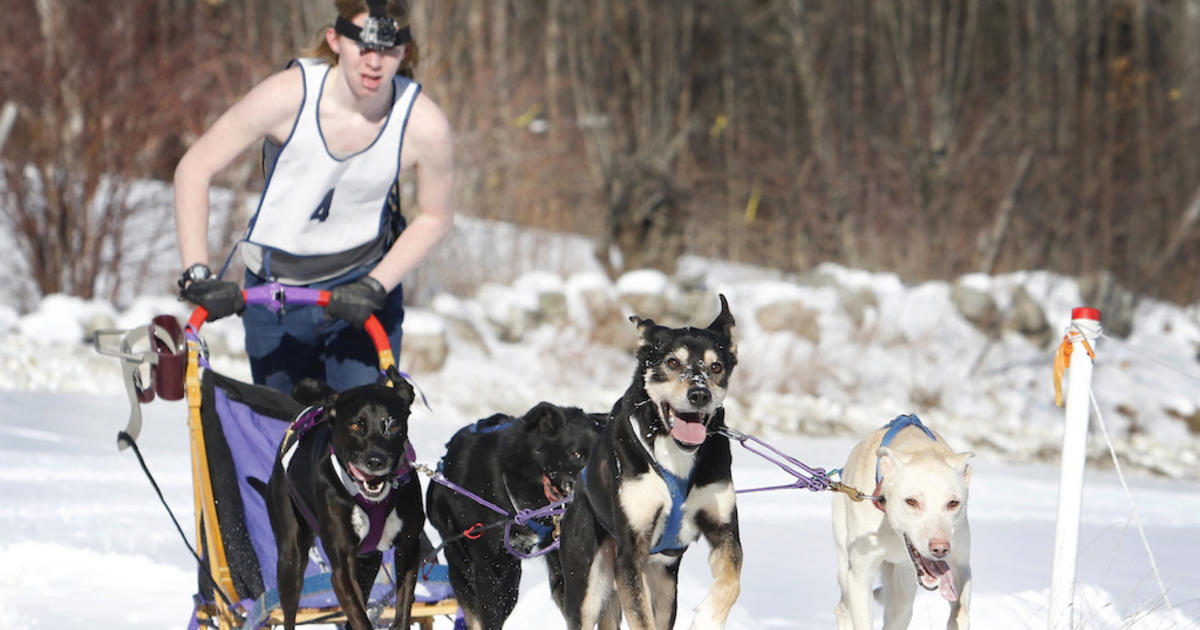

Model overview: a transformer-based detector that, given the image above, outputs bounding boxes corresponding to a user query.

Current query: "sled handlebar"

[185,282,395,372]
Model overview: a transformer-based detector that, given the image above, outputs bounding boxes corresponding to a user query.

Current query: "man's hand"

[180,280,245,322]
[327,276,387,328]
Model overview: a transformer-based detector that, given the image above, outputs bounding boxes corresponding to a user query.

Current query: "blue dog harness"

[875,414,936,485]
[869,414,937,512]
[580,460,694,556]
[650,462,693,554]
[279,406,415,555]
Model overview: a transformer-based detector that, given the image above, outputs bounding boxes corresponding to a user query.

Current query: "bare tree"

[563,0,699,276]
[0,0,268,307]
[4,0,1200,306]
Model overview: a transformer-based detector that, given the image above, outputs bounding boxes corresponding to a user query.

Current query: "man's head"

[334,0,410,52]
[308,0,420,76]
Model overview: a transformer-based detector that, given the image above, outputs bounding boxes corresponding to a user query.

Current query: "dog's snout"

[687,386,711,407]
[929,538,950,559]
[365,454,388,471]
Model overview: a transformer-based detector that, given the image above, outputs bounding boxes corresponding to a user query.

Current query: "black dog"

[559,295,743,630]
[258,377,423,630]
[426,402,607,629]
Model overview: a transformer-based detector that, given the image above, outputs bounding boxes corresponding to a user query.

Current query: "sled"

[94,283,458,630]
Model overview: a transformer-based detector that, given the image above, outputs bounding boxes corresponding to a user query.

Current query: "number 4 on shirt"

[310,189,334,222]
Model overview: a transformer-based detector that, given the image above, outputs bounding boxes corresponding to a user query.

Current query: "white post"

[0,102,18,155]
[1048,307,1102,630]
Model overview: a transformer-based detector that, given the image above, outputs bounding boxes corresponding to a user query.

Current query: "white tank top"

[242,58,420,282]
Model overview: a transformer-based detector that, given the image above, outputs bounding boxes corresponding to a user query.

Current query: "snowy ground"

[1,391,1197,630]
[2,252,1199,628]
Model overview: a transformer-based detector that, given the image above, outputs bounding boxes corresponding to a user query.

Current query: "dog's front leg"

[270,497,314,629]
[837,551,879,630]
[948,563,972,630]
[880,561,916,630]
[613,531,657,630]
[275,527,313,630]
[387,529,421,630]
[327,549,374,630]
[689,503,742,630]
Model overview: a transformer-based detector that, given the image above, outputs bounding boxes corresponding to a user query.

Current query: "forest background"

[2,0,1199,310]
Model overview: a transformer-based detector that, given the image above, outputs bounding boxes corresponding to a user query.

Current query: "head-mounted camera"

[334,0,412,52]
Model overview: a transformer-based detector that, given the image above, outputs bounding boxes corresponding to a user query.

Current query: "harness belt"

[650,462,692,555]
[580,460,693,556]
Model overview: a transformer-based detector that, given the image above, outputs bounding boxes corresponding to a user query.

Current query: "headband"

[334,1,411,52]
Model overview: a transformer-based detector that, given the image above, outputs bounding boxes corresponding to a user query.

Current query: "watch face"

[179,264,211,289]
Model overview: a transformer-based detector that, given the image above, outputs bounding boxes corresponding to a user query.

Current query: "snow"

[2,252,1200,629]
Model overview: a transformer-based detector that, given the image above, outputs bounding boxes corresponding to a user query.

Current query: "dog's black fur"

[559,295,743,630]
[426,402,607,630]
[258,376,423,630]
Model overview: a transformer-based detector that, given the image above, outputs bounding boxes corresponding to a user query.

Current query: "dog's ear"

[523,402,565,435]
[946,451,975,482]
[876,446,913,479]
[629,315,661,350]
[292,378,338,408]
[387,371,416,408]
[705,294,736,341]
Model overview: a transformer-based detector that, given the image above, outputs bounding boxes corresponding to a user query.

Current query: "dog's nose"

[687,387,711,407]
[365,454,388,471]
[929,538,950,559]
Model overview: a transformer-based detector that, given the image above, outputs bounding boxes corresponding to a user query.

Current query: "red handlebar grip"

[187,308,209,332]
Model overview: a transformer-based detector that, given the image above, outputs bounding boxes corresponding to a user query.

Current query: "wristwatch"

[177,263,212,290]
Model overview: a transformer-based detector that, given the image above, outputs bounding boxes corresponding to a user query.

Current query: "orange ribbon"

[1053,332,1095,407]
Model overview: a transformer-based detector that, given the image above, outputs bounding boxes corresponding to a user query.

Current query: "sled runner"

[95,284,457,629]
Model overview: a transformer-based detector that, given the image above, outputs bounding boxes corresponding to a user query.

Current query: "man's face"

[329,12,406,96]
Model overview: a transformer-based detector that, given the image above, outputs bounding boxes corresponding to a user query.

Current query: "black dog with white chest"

[426,402,607,630]
[560,294,743,630]
[257,376,424,630]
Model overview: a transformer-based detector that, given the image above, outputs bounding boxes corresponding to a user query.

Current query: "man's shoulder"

[407,92,451,140]
[247,64,306,103]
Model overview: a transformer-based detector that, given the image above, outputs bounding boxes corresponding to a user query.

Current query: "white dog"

[832,414,973,630]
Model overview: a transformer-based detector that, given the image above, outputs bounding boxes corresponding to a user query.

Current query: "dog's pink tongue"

[938,567,958,601]
[917,553,957,601]
[671,419,707,445]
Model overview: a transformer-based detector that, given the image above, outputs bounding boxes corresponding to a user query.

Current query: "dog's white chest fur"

[621,472,685,546]
[351,505,403,552]
[618,469,736,552]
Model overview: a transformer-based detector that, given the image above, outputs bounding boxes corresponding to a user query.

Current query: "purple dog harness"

[280,406,416,555]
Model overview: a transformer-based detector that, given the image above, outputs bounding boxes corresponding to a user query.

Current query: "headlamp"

[334,0,411,52]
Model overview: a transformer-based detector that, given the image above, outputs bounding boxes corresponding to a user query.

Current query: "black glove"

[180,279,245,322]
[327,276,388,328]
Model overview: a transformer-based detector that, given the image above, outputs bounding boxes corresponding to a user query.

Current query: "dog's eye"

[946,500,960,510]
[665,357,681,370]
[386,419,402,435]
[709,361,723,374]
[348,421,364,433]
[904,497,919,508]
